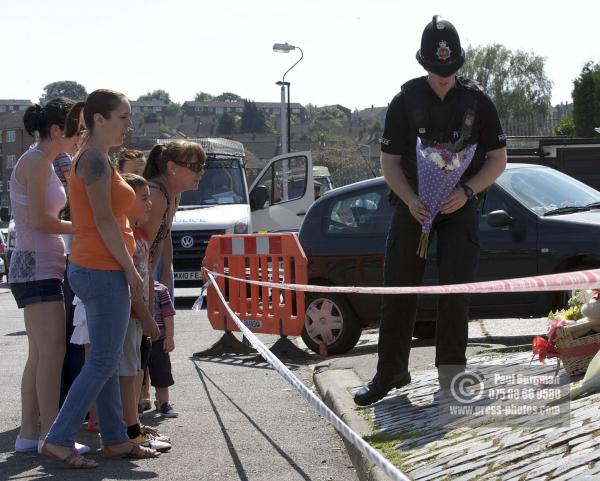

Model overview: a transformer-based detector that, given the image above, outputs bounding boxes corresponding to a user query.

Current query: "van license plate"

[174,271,201,281]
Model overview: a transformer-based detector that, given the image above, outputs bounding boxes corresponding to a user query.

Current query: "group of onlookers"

[8,90,206,468]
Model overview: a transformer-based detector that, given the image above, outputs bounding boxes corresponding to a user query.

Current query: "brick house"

[130,100,166,114]
[0,99,32,114]
[182,100,305,122]
[182,101,245,116]
[0,112,35,207]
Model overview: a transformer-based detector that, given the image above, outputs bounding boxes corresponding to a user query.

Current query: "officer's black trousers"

[376,198,480,386]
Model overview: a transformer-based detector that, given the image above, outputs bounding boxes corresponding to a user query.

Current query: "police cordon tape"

[202,270,412,481]
[205,268,600,295]
[199,267,600,480]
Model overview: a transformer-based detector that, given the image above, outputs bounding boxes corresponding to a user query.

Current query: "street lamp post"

[273,42,303,154]
[276,80,289,155]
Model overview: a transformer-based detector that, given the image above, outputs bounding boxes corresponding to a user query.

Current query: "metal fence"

[501,114,564,137]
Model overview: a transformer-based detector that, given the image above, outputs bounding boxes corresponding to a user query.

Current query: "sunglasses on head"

[172,159,205,172]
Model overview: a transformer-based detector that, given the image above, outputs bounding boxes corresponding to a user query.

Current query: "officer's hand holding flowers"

[408,196,431,224]
[440,187,468,214]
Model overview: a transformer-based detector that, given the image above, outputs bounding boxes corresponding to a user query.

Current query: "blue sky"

[2,1,597,110]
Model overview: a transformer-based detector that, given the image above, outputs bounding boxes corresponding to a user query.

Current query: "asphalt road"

[0,284,358,481]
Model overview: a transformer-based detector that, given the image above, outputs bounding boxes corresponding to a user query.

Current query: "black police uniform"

[377,75,506,387]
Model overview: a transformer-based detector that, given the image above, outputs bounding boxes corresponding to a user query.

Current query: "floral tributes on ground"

[415,137,478,257]
[532,289,600,376]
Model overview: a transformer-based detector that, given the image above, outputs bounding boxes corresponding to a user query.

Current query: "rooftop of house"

[130,100,167,107]
[182,100,304,110]
[354,106,388,118]
[0,99,33,106]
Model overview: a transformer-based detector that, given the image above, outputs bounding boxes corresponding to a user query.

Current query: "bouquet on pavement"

[415,136,478,257]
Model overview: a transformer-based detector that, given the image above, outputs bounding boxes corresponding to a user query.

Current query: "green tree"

[40,81,87,103]
[304,103,319,121]
[164,102,182,117]
[215,92,242,102]
[216,112,236,135]
[572,62,600,137]
[459,44,553,118]
[240,100,269,133]
[137,89,171,103]
[194,92,214,102]
[554,113,576,137]
[315,106,346,124]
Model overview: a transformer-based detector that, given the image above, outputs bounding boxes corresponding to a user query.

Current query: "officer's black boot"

[353,372,411,406]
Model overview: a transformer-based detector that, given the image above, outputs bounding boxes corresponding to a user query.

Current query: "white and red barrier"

[205,268,600,295]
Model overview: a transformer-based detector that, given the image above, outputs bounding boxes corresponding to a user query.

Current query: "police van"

[171,138,313,284]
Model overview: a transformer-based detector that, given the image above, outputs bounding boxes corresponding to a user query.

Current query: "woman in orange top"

[43,90,157,468]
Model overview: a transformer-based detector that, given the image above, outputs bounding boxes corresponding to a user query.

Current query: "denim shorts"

[10,278,64,308]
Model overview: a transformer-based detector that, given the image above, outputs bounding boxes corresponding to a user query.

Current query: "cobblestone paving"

[360,352,600,480]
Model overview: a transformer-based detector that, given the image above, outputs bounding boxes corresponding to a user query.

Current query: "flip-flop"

[41,442,98,469]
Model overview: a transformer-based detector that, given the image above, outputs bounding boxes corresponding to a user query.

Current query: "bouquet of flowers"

[532,290,600,376]
[416,137,478,257]
[548,290,586,323]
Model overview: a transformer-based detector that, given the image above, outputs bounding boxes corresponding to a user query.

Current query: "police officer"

[354,15,507,406]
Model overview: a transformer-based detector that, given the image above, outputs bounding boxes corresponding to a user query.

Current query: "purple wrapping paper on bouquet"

[416,137,478,258]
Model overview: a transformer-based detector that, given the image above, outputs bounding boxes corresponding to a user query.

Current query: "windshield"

[179,158,247,206]
[496,166,600,216]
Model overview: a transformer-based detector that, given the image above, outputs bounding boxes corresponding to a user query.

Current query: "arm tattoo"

[79,152,110,185]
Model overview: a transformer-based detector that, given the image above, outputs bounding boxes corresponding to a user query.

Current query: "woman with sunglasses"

[9,98,83,455]
[142,140,206,299]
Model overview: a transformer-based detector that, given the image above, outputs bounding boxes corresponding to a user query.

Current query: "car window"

[481,188,509,216]
[252,156,308,208]
[496,167,600,216]
[325,186,391,235]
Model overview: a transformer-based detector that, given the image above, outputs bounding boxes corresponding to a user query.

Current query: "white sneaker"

[15,435,38,453]
[131,433,171,452]
[37,439,91,455]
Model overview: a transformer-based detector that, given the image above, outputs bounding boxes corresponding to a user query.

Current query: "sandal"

[102,442,160,459]
[41,442,98,469]
[139,399,152,412]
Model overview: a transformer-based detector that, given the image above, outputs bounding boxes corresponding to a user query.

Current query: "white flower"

[451,154,460,169]
[427,152,445,169]
[575,289,594,304]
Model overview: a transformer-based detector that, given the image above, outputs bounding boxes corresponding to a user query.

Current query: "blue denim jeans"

[46,263,131,447]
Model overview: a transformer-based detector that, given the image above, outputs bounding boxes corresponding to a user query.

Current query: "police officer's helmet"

[416,15,465,77]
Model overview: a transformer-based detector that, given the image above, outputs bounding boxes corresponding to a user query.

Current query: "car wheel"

[413,321,435,340]
[301,293,362,355]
